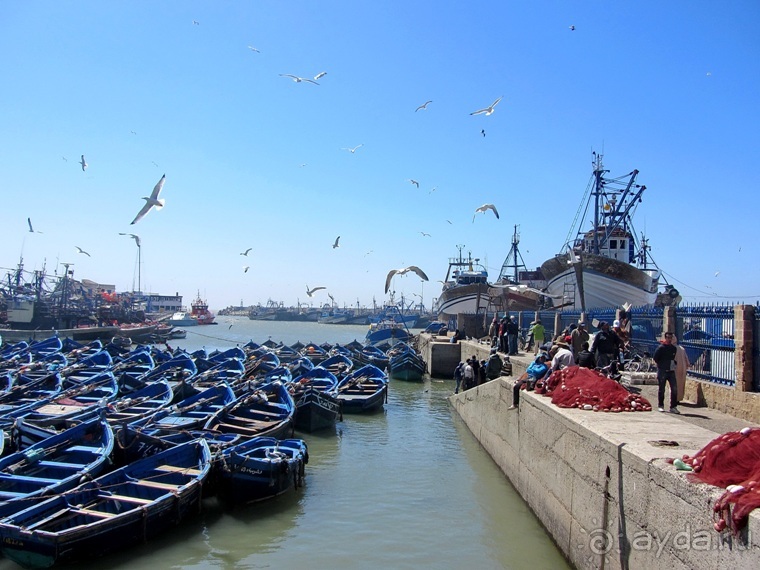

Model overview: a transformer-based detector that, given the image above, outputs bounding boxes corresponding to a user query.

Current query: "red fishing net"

[681,427,760,534]
[536,365,652,412]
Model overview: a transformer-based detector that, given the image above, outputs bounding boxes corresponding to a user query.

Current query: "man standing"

[506,316,520,355]
[529,319,545,355]
[571,321,590,362]
[486,349,503,380]
[653,331,679,413]
[591,321,622,368]
[453,362,464,394]
[463,359,475,391]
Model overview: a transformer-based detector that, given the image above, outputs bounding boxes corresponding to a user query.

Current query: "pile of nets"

[679,427,760,534]
[535,365,652,412]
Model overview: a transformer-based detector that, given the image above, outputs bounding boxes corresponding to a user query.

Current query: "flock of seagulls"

[130,174,166,225]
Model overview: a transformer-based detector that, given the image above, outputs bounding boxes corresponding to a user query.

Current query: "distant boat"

[167,311,198,327]
[539,153,665,311]
[190,293,216,325]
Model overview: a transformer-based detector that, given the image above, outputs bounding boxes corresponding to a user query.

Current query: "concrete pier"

[419,335,760,569]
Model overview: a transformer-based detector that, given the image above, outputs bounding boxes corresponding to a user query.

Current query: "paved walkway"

[499,348,757,437]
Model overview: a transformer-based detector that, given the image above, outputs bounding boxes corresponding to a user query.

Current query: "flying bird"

[130,130,137,135]
[118,232,141,247]
[429,187,437,194]
[420,232,431,237]
[569,25,575,31]
[240,248,252,256]
[332,236,340,249]
[473,203,499,222]
[409,179,419,188]
[279,74,319,85]
[446,220,453,224]
[342,144,363,154]
[314,71,327,81]
[61,156,67,161]
[75,246,91,257]
[193,20,199,25]
[384,266,429,294]
[306,285,326,298]
[243,266,250,273]
[481,129,486,137]
[79,155,87,171]
[130,174,166,225]
[247,46,260,52]
[470,96,503,116]
[27,218,42,233]
[415,100,433,112]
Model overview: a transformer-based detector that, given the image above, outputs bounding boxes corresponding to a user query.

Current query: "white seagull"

[342,144,363,154]
[470,96,503,116]
[130,174,166,225]
[119,232,141,247]
[420,231,431,237]
[79,155,87,171]
[240,248,252,256]
[27,218,42,233]
[415,100,433,112]
[384,266,429,293]
[314,71,327,81]
[247,46,260,53]
[306,285,326,298]
[332,236,340,249]
[473,203,499,222]
[279,74,319,85]
[75,246,91,257]
[409,179,420,188]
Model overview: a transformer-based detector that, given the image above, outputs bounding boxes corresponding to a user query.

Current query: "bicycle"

[623,346,655,373]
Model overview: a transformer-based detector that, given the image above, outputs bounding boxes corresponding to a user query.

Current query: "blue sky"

[1,1,758,312]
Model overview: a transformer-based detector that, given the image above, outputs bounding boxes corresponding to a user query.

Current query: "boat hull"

[540,253,659,309]
[435,283,490,319]
[0,326,120,344]
[294,389,340,432]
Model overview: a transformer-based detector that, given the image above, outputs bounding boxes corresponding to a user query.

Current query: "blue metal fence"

[676,304,735,386]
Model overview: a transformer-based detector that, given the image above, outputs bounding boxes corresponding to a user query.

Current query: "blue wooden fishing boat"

[0,439,211,569]
[104,379,173,425]
[214,437,307,506]
[20,371,118,425]
[352,344,390,370]
[299,342,329,364]
[204,381,295,440]
[0,417,114,518]
[318,353,354,379]
[336,364,389,413]
[387,342,427,382]
[138,384,236,432]
[243,350,280,380]
[290,368,341,433]
[288,355,314,379]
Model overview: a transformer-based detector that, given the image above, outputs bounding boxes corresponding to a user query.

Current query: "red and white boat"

[190,293,216,325]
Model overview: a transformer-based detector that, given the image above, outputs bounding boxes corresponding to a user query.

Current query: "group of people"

[489,315,521,355]
[453,349,505,394]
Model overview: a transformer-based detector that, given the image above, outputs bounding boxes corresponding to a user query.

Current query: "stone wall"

[450,378,760,569]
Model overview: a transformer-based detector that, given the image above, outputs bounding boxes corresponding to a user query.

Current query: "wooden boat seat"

[36,460,87,470]
[72,507,117,518]
[65,445,100,453]
[136,479,181,490]
[0,474,59,485]
[101,493,153,505]
[156,465,201,475]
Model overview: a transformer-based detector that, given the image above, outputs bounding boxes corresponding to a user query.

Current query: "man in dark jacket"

[506,316,520,355]
[576,342,596,368]
[653,331,679,413]
[590,321,623,368]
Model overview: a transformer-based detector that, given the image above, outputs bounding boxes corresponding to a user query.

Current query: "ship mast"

[498,225,528,283]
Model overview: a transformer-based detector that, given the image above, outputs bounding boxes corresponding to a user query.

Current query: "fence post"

[734,304,754,392]
[662,306,676,335]
[554,312,562,339]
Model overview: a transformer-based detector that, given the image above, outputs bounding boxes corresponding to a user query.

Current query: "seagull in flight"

[27,218,42,233]
[470,96,503,116]
[332,236,340,249]
[306,285,326,298]
[240,248,252,256]
[243,266,250,273]
[314,71,327,81]
[569,25,576,31]
[79,155,87,171]
[409,179,419,188]
[247,46,260,53]
[342,144,363,154]
[420,231,431,237]
[385,266,429,293]
[75,246,91,257]
[279,74,319,85]
[130,130,137,135]
[62,156,67,161]
[473,203,499,222]
[481,129,486,137]
[415,100,432,112]
[119,232,141,247]
[130,174,166,225]
[193,20,199,25]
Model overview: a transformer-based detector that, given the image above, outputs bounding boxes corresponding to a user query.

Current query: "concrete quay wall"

[435,346,760,568]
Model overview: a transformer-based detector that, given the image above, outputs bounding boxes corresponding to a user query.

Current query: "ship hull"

[435,283,490,320]
[540,253,659,309]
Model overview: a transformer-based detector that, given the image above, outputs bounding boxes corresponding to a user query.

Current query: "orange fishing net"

[537,365,652,412]
[681,427,760,534]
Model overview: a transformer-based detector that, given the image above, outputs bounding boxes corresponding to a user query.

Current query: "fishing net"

[679,427,760,534]
[536,365,652,412]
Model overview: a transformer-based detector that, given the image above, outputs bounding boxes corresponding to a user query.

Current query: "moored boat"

[289,368,341,433]
[434,247,490,323]
[336,364,388,413]
[539,153,666,311]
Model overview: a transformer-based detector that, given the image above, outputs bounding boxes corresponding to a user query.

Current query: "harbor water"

[1,317,569,570]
